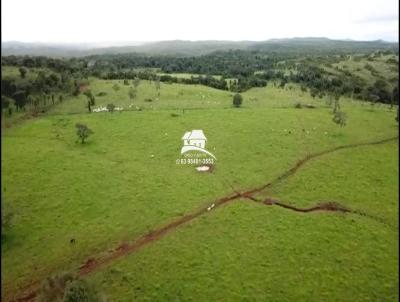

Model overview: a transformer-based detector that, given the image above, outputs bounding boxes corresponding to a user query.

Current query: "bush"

[233,93,243,108]
[144,98,153,102]
[63,279,101,302]
[37,272,103,302]
[112,84,120,91]
[37,272,76,302]
[294,102,302,109]
[96,92,107,97]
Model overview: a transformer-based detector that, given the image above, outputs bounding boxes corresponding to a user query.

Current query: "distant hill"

[2,38,398,57]
[249,37,399,53]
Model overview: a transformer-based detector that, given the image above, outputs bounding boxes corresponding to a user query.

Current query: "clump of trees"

[1,65,86,115]
[233,93,243,108]
[75,123,93,144]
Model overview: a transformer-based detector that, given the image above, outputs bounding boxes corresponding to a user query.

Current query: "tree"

[32,96,40,113]
[72,80,80,96]
[332,94,341,113]
[19,67,27,79]
[233,93,243,108]
[75,123,93,144]
[83,90,95,113]
[128,87,136,102]
[154,77,161,96]
[12,91,28,111]
[106,103,115,113]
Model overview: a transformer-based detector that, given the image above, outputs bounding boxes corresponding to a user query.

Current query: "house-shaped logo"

[181,130,216,159]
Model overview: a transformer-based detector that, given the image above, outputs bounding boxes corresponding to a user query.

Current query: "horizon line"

[2,36,399,46]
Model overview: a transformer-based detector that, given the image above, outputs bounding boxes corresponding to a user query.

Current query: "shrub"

[37,272,75,302]
[294,102,302,109]
[112,84,120,91]
[106,103,115,113]
[233,93,243,108]
[144,98,153,102]
[96,92,107,97]
[63,279,101,302]
[37,272,103,302]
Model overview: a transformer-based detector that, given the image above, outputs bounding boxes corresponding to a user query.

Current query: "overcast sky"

[2,0,398,44]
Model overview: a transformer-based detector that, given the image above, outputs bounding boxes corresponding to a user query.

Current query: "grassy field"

[46,79,332,114]
[1,78,398,301]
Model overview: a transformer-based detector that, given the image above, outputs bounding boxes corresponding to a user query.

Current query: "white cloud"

[1,0,398,43]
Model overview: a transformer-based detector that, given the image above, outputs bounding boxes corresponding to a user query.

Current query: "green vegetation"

[75,123,93,144]
[1,42,399,301]
[233,93,243,108]
[37,272,103,302]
